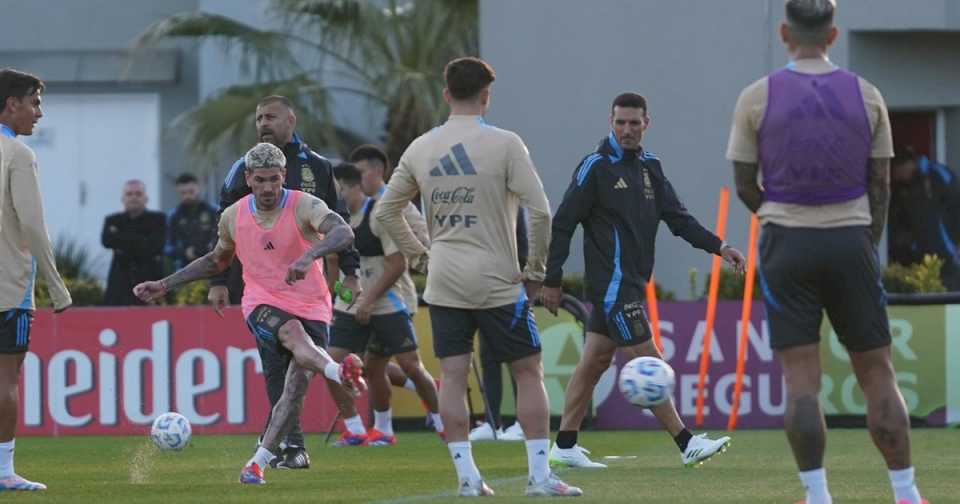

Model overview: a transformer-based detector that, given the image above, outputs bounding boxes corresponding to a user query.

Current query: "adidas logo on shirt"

[614,177,629,189]
[263,241,276,251]
[429,143,478,177]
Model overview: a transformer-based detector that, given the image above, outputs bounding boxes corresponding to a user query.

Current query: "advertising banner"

[18,302,958,435]
[594,302,959,429]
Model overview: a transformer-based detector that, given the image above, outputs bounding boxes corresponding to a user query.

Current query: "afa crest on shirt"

[642,168,655,200]
[300,165,317,194]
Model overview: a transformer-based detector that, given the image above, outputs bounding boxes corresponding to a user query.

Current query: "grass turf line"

[7,429,958,503]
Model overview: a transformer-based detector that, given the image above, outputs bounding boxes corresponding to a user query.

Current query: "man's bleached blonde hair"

[244,142,286,171]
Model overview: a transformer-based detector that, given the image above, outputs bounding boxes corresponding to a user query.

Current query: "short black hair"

[0,68,44,114]
[257,95,294,110]
[785,0,835,42]
[334,162,362,187]
[611,92,648,114]
[175,173,199,185]
[444,57,496,101]
[349,144,389,168]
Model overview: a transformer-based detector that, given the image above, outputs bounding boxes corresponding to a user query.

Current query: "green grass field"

[6,429,958,503]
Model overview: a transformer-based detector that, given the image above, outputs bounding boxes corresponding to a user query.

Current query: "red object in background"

[19,307,365,436]
[890,111,935,157]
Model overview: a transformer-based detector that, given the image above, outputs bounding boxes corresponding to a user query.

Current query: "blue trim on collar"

[248,196,257,215]
[0,124,15,138]
[279,188,290,208]
[607,131,624,162]
[292,133,308,160]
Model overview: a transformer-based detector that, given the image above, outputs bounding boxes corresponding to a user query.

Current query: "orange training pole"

[695,187,730,427]
[645,275,663,353]
[727,214,759,431]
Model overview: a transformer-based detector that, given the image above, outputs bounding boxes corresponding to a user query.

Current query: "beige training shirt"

[0,132,71,311]
[375,115,551,309]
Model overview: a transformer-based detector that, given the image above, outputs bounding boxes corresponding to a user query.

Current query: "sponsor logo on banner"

[19,303,957,435]
[21,308,348,435]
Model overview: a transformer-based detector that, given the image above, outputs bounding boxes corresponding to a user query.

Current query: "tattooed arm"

[867,158,891,247]
[133,239,235,303]
[733,161,763,213]
[286,200,355,285]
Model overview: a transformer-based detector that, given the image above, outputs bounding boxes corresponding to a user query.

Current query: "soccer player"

[727,2,927,503]
[0,68,72,491]
[542,92,745,469]
[375,57,581,497]
[133,143,366,485]
[327,151,443,446]
[210,95,361,468]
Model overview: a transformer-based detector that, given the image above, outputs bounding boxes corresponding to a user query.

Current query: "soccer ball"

[150,412,192,451]
[618,357,675,408]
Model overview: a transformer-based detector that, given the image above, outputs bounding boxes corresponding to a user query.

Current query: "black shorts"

[430,300,541,362]
[329,310,418,357]
[0,309,33,354]
[759,224,891,352]
[587,299,651,347]
[245,304,328,359]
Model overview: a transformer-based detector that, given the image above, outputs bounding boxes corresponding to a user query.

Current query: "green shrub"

[883,255,946,294]
[34,238,105,307]
[35,276,105,307]
[172,280,210,306]
[690,267,760,300]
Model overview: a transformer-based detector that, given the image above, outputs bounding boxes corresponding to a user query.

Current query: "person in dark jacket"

[889,148,960,290]
[102,180,166,306]
[167,173,217,270]
[542,93,745,469]
[208,95,360,470]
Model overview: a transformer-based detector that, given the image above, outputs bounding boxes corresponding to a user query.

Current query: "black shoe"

[272,446,310,470]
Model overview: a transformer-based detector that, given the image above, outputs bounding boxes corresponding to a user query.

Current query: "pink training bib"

[234,189,332,323]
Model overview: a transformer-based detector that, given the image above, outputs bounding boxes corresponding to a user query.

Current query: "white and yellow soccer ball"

[150,412,192,451]
[618,356,676,408]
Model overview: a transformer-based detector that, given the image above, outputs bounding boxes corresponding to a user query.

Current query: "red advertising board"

[20,307,356,436]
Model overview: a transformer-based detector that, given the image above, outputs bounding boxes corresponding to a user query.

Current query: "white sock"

[324,362,341,383]
[430,412,445,433]
[889,467,922,504]
[799,468,832,504]
[448,441,482,484]
[525,438,551,483]
[344,414,366,436]
[248,446,274,469]
[403,378,417,391]
[0,440,14,478]
[374,408,394,436]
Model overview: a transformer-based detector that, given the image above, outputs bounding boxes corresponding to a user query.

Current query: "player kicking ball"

[134,143,366,485]
[326,153,443,447]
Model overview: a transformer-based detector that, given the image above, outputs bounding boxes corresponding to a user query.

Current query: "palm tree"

[136,0,478,168]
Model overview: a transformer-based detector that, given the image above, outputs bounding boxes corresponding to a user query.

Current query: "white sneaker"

[549,444,607,469]
[468,422,497,442]
[458,478,494,497]
[498,422,524,441]
[525,473,583,497]
[681,433,731,467]
[0,474,46,491]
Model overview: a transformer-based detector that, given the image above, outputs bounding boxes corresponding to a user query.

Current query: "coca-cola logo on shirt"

[431,186,475,204]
